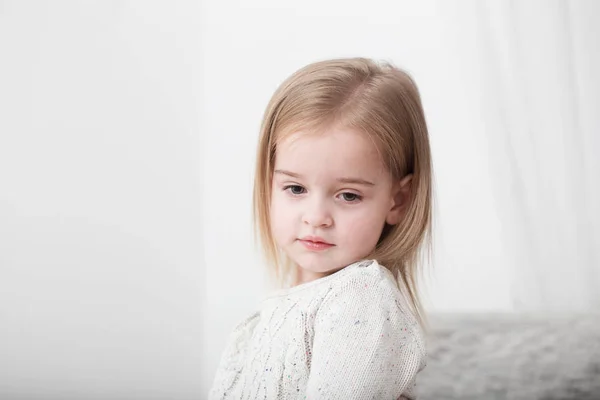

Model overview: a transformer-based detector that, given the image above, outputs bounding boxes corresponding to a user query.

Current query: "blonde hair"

[253,57,433,328]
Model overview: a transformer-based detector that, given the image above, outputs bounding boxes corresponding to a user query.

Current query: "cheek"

[269,192,294,240]
[339,208,387,246]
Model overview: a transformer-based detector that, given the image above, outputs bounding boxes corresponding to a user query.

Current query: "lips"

[298,236,334,251]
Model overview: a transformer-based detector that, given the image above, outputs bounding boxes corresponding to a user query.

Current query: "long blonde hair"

[253,57,433,328]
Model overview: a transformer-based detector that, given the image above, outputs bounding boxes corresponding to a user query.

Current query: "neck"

[291,264,337,287]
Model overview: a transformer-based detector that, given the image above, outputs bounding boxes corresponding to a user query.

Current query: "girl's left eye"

[339,192,362,202]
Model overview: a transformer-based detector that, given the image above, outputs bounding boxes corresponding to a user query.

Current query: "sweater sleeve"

[306,271,426,399]
[208,312,260,400]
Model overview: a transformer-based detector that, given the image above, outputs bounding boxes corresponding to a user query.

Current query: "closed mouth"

[299,236,333,246]
[297,237,335,251]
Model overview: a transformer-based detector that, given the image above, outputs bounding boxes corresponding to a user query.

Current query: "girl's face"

[270,127,405,284]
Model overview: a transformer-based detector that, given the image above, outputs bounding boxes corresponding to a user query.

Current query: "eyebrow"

[274,169,375,186]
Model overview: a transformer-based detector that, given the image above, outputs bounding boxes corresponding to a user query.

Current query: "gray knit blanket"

[416,313,600,400]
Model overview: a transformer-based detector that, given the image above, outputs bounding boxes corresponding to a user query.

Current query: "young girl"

[209,57,432,399]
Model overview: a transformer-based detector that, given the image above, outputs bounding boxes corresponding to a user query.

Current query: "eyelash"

[282,185,363,203]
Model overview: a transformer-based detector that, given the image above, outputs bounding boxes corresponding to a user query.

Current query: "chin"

[293,254,345,275]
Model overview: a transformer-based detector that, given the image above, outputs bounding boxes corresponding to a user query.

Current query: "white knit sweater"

[208,259,427,399]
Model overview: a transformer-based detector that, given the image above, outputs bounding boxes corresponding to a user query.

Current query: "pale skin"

[270,126,412,285]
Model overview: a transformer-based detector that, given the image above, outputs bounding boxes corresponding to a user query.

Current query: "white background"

[1,2,203,399]
[2,1,598,399]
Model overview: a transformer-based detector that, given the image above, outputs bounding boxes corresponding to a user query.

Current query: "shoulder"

[311,260,427,376]
[224,310,261,349]
[317,260,403,318]
[232,310,260,333]
[348,258,397,283]
[317,259,425,342]
[323,259,402,305]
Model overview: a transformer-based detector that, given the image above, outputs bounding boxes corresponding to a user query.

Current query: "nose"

[302,197,333,228]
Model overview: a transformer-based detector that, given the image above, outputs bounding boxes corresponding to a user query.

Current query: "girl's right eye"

[283,185,306,195]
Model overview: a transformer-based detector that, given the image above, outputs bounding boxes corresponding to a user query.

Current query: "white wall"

[0,1,523,397]
[0,2,203,399]
[201,0,513,393]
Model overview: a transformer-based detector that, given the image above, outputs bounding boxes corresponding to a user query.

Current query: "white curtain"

[450,0,600,311]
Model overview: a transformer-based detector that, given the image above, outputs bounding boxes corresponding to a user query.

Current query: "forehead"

[274,127,387,180]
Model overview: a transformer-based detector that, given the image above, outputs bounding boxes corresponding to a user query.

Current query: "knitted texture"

[417,313,600,399]
[208,260,427,399]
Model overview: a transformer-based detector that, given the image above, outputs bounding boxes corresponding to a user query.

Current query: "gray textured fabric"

[417,313,600,400]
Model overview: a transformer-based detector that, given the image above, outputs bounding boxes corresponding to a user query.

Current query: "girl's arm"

[306,273,426,399]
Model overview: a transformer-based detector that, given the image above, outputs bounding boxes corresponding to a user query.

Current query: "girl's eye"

[339,192,362,202]
[284,185,306,195]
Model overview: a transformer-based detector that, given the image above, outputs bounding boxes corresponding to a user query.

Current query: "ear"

[386,174,413,225]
